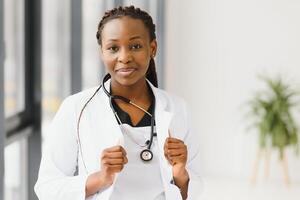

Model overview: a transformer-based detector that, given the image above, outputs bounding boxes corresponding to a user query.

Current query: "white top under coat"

[110,124,165,200]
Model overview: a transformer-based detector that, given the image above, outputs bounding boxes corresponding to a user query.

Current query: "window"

[42,0,71,125]
[82,0,105,89]
[3,0,27,199]
[4,138,27,200]
[4,0,25,118]
[2,0,42,199]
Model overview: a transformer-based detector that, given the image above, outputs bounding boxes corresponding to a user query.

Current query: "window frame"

[0,0,42,199]
[0,0,5,198]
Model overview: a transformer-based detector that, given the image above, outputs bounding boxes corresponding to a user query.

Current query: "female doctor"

[35,6,202,200]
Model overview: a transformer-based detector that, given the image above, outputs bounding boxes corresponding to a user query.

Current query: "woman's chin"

[113,76,145,87]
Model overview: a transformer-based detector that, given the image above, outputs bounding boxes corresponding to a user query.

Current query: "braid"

[96,5,158,87]
[146,58,158,87]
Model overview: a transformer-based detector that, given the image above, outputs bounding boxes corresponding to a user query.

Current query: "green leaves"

[248,76,299,160]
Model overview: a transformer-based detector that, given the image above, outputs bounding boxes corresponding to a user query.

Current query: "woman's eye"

[108,46,119,52]
[130,44,142,50]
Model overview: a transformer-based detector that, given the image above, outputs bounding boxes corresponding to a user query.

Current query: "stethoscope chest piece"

[140,149,153,161]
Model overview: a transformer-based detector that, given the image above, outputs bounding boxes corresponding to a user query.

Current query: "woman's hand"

[164,132,189,199]
[164,134,188,177]
[100,145,128,185]
[85,145,128,197]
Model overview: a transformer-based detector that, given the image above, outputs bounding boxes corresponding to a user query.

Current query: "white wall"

[165,0,300,181]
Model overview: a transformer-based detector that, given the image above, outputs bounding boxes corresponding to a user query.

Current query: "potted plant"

[247,76,299,184]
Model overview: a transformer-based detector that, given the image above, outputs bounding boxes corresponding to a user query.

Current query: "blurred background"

[1,0,300,199]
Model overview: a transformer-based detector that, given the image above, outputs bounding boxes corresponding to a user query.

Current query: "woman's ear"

[150,39,157,58]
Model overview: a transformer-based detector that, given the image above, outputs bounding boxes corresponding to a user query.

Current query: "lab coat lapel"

[150,82,182,200]
[147,81,173,157]
[154,94,173,160]
[154,94,174,182]
[91,80,124,200]
[87,83,124,151]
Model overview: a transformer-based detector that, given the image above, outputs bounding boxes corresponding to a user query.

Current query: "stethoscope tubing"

[101,74,155,150]
[77,74,155,174]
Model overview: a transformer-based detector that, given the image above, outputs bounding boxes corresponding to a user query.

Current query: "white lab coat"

[34,79,203,200]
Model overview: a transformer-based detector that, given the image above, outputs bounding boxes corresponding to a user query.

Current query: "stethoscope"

[77,74,156,174]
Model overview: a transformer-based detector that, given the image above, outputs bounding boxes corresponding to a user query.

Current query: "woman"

[35,6,202,200]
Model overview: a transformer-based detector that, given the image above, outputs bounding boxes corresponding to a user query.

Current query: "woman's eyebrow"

[107,38,118,42]
[129,36,142,40]
[106,36,141,42]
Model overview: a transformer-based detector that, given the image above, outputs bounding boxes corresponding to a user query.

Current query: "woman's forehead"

[101,16,150,42]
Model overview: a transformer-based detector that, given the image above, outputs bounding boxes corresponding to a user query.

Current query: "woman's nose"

[118,48,132,63]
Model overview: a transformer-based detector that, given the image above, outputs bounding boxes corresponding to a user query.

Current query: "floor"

[200,177,300,200]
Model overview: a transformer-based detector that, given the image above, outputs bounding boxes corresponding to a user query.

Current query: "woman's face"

[100,16,157,87]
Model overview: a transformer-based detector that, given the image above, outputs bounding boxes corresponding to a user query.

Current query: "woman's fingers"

[105,145,127,156]
[166,148,186,157]
[102,151,122,158]
[164,139,186,153]
[102,157,127,165]
[165,142,185,149]
[101,145,128,171]
[164,132,187,166]
[166,137,183,143]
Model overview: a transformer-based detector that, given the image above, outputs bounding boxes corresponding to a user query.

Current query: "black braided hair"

[96,6,158,87]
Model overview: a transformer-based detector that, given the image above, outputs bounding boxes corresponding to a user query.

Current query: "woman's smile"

[115,67,137,77]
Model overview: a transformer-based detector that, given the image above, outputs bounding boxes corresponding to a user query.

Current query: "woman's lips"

[116,68,136,76]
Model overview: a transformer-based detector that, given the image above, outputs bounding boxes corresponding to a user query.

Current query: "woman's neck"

[110,78,151,103]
